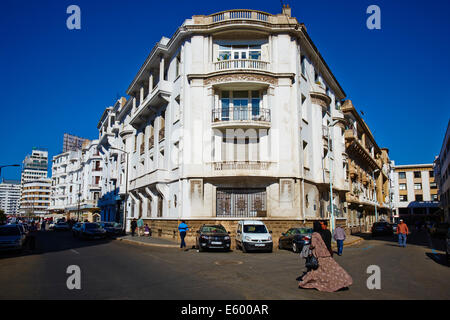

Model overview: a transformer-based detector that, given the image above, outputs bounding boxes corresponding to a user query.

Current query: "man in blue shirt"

[178,220,189,250]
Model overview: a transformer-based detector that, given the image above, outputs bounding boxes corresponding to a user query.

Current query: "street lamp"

[109,146,129,232]
[372,168,380,222]
[0,164,21,180]
[326,120,339,234]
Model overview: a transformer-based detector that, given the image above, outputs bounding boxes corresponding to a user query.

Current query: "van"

[236,220,272,253]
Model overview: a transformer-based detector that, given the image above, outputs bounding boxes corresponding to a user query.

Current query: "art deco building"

[19,179,52,216]
[0,179,21,215]
[49,140,103,221]
[110,6,358,242]
[392,163,439,222]
[341,100,392,232]
[435,120,450,223]
[97,97,127,223]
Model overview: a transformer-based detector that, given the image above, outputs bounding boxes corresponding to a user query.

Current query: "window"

[429,171,434,178]
[218,90,264,121]
[301,55,306,76]
[399,195,408,202]
[398,172,406,179]
[432,194,438,201]
[414,171,421,178]
[414,183,422,190]
[218,44,261,61]
[415,194,423,202]
[399,183,407,190]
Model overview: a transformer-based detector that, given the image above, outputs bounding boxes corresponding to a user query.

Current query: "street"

[0,229,449,300]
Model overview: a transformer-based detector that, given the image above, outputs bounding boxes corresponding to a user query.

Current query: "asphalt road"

[0,229,449,299]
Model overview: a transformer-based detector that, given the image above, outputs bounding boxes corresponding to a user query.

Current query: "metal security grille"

[216,188,266,218]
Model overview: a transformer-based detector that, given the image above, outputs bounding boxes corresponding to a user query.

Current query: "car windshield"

[85,223,101,230]
[201,225,226,233]
[0,227,21,236]
[244,225,267,233]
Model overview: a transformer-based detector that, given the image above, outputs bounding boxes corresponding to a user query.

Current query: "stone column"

[159,56,165,81]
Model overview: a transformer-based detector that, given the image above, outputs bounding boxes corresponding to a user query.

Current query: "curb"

[114,237,179,249]
[332,237,363,249]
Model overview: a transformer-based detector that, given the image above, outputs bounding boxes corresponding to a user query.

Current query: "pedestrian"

[319,221,333,257]
[137,216,144,237]
[333,225,346,256]
[144,224,151,237]
[178,220,189,251]
[396,219,409,247]
[41,219,46,231]
[299,221,353,292]
[130,218,137,237]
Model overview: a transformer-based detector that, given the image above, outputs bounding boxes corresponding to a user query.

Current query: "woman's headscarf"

[313,221,322,233]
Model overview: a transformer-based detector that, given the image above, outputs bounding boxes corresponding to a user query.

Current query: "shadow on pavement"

[425,252,449,267]
[0,230,114,260]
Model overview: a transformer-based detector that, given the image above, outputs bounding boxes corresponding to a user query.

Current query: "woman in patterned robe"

[298,221,353,292]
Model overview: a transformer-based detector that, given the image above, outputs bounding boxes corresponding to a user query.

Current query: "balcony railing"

[212,107,270,123]
[148,136,154,149]
[140,143,145,155]
[211,10,269,23]
[212,161,271,171]
[213,59,269,72]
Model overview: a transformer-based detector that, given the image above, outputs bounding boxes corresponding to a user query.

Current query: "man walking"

[137,216,144,237]
[333,225,346,256]
[130,218,137,237]
[178,220,189,251]
[396,219,409,247]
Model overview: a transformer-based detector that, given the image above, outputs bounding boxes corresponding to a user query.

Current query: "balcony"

[213,59,270,72]
[344,129,380,170]
[211,107,270,129]
[211,161,272,177]
[130,80,172,129]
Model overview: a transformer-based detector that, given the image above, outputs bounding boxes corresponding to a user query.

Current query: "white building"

[49,140,104,221]
[435,120,450,223]
[20,148,48,184]
[0,179,21,215]
[111,6,355,240]
[97,98,126,223]
[392,163,439,223]
[19,179,52,216]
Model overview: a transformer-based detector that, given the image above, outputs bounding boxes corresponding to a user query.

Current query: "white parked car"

[235,220,273,253]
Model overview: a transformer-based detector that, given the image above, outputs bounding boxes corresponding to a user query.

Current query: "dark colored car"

[196,224,231,252]
[391,223,398,233]
[54,222,70,231]
[99,222,125,237]
[0,225,27,252]
[72,222,83,237]
[371,222,393,236]
[79,223,107,240]
[278,227,313,253]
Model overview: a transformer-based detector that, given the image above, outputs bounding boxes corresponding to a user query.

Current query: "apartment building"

[49,140,103,221]
[341,100,392,232]
[97,97,127,223]
[63,133,90,152]
[0,179,21,215]
[435,120,450,223]
[392,163,439,223]
[20,148,48,184]
[106,6,364,242]
[19,179,52,216]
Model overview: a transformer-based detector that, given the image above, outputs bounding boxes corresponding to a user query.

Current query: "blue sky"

[1,0,449,180]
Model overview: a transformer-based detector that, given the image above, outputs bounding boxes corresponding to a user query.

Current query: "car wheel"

[292,242,298,253]
[242,244,247,253]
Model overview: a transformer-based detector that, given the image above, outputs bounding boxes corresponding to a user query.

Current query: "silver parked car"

[0,225,27,252]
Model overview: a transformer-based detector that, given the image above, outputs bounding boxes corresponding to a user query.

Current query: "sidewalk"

[114,233,363,250]
[114,234,180,248]
[331,234,363,249]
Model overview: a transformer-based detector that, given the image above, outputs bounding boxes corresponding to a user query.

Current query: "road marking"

[71,249,80,255]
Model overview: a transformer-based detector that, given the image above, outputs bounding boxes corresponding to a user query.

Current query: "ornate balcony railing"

[213,59,269,72]
[211,10,269,23]
[212,107,270,123]
[212,161,271,171]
